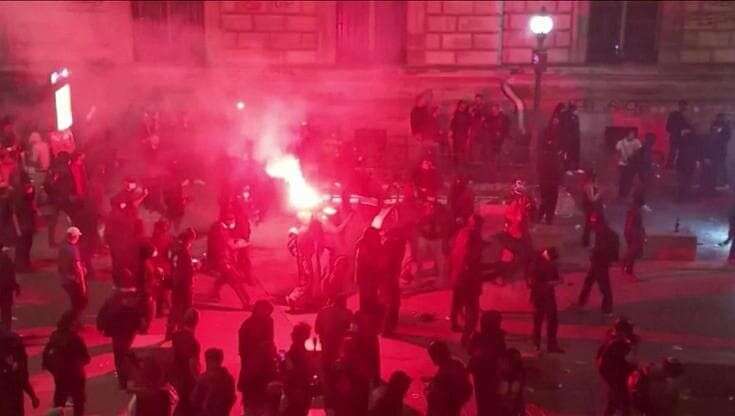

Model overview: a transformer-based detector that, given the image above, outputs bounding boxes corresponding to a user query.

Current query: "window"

[130,1,205,64]
[336,1,406,65]
[587,1,658,64]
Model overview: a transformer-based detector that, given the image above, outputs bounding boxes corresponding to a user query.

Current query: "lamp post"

[529,8,553,113]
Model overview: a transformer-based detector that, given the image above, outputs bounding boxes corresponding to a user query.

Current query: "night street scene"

[1,1,735,415]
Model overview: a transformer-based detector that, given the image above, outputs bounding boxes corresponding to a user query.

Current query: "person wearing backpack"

[425,340,472,416]
[42,311,90,416]
[574,213,619,316]
[0,326,40,415]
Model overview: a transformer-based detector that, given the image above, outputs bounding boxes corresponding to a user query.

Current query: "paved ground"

[10,168,735,415]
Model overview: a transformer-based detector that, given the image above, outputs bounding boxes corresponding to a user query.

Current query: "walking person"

[574,213,620,316]
[166,228,197,340]
[467,311,506,416]
[59,226,88,320]
[623,193,646,282]
[537,149,563,224]
[0,326,40,415]
[282,323,315,416]
[665,100,692,169]
[237,300,275,416]
[597,328,637,416]
[616,130,642,200]
[42,311,90,416]
[206,212,250,309]
[528,247,565,353]
[190,348,236,416]
[0,243,18,330]
[97,286,144,390]
[449,214,485,345]
[170,308,201,416]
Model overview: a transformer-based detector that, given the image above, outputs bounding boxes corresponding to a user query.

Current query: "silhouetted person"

[353,308,382,384]
[497,348,526,416]
[561,103,581,172]
[191,348,236,416]
[238,300,275,415]
[412,158,441,199]
[675,128,699,202]
[468,310,507,416]
[449,214,484,344]
[129,358,179,416]
[282,323,315,416]
[97,286,144,390]
[628,357,684,416]
[581,171,602,247]
[12,181,36,272]
[0,244,18,330]
[106,202,144,287]
[381,229,406,335]
[425,340,472,416]
[369,370,412,416]
[449,100,472,166]
[597,328,636,416]
[484,103,510,167]
[665,100,691,168]
[355,226,383,313]
[575,213,619,315]
[207,212,250,309]
[528,248,564,353]
[448,175,475,234]
[333,336,371,416]
[416,199,450,286]
[42,311,90,416]
[623,193,646,281]
[59,226,88,320]
[537,149,562,224]
[171,308,201,416]
[151,219,174,316]
[315,295,353,414]
[0,326,40,415]
[166,228,197,340]
[710,113,731,186]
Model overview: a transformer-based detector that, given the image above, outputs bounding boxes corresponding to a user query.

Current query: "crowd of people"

[0,89,715,416]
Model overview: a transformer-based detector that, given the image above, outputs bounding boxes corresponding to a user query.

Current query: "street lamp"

[529,7,553,112]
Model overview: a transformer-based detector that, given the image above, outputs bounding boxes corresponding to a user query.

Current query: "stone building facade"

[2,1,735,165]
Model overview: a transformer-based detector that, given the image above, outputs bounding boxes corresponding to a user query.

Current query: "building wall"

[660,1,735,64]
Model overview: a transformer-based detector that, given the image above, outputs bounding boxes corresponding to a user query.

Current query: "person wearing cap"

[665,100,692,169]
[527,247,564,353]
[0,242,19,330]
[206,212,250,309]
[59,226,87,320]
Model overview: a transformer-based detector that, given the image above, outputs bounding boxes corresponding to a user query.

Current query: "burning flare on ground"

[265,154,321,211]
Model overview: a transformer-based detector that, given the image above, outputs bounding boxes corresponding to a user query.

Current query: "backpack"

[42,335,65,374]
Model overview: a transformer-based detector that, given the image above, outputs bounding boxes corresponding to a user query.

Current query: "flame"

[265,154,321,210]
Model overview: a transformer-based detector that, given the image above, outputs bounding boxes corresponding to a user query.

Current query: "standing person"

[354,226,383,313]
[541,103,566,151]
[190,348,236,416]
[170,308,201,416]
[675,126,699,202]
[632,133,656,190]
[151,219,174,317]
[12,181,36,272]
[470,94,488,163]
[315,295,353,414]
[597,328,636,416]
[138,242,162,331]
[416,199,450,286]
[45,151,75,247]
[449,100,472,167]
[468,311,506,416]
[561,103,581,172]
[128,358,179,416]
[369,370,412,416]
[282,323,315,416]
[527,248,565,353]
[537,149,563,224]
[59,226,88,320]
[238,300,275,415]
[0,244,18,330]
[381,229,406,335]
[497,348,526,416]
[623,193,646,282]
[42,311,90,416]
[574,213,620,316]
[710,113,731,186]
[166,228,197,340]
[447,175,475,234]
[581,171,603,247]
[412,157,441,199]
[665,100,692,168]
[206,213,250,309]
[333,336,371,416]
[106,202,145,288]
[616,130,642,200]
[425,340,472,416]
[485,103,511,167]
[97,287,144,390]
[449,214,484,345]
[0,326,40,416]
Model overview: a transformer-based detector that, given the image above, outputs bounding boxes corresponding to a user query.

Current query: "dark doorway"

[336,1,406,65]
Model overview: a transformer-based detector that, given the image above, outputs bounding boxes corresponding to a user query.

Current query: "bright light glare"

[529,14,553,35]
[236,101,245,110]
[55,84,73,131]
[265,154,321,210]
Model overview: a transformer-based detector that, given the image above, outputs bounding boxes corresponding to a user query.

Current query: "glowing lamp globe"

[529,13,553,36]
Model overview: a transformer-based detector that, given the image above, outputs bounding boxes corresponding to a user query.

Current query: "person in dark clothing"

[138,242,161,332]
[206,213,250,309]
[129,357,179,416]
[59,226,88,320]
[497,348,526,416]
[665,100,692,169]
[412,158,441,199]
[97,288,144,390]
[0,244,18,330]
[191,348,236,416]
[333,336,371,416]
[561,103,581,172]
[710,113,731,186]
[537,149,563,224]
[105,202,144,288]
[425,340,472,416]
[353,307,383,384]
[450,100,472,167]
[449,214,485,345]
[410,92,433,141]
[315,295,353,414]
[541,103,566,151]
[0,327,40,416]
[575,213,619,315]
[597,330,636,416]
[171,308,201,416]
[151,219,174,317]
[448,175,475,234]
[163,174,190,232]
[675,128,699,202]
[166,228,197,340]
[470,94,488,163]
[42,311,90,416]
[238,300,276,415]
[484,103,511,166]
[381,229,406,335]
[355,226,384,313]
[282,322,315,416]
[632,133,656,190]
[527,248,565,353]
[369,370,412,416]
[623,194,646,281]
[45,151,76,247]
[12,181,36,272]
[581,171,603,247]
[416,199,450,286]
[719,203,735,263]
[468,310,507,416]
